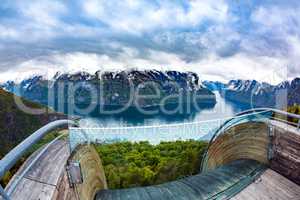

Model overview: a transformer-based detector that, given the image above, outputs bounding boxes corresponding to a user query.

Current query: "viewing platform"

[0,108,300,200]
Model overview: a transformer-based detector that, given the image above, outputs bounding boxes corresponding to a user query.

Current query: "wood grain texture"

[269,120,300,185]
[204,122,270,171]
[54,169,77,200]
[5,139,70,200]
[69,144,107,200]
[232,169,300,200]
[4,120,300,200]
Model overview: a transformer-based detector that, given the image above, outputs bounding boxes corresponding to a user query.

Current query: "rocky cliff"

[204,78,300,108]
[1,70,216,115]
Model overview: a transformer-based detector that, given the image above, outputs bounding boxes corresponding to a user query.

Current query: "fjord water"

[75,92,250,143]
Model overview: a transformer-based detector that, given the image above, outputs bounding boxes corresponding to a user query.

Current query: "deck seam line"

[23,176,59,190]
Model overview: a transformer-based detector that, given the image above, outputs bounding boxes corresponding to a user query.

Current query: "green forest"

[0,88,66,186]
[1,99,299,188]
[273,104,300,124]
[286,104,300,123]
[95,140,208,189]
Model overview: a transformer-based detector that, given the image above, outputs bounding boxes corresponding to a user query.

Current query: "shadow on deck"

[96,159,266,200]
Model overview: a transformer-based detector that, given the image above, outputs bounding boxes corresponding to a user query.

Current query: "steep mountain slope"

[205,78,300,108]
[287,78,300,106]
[1,70,216,115]
[202,81,226,91]
[223,80,276,107]
[0,88,66,158]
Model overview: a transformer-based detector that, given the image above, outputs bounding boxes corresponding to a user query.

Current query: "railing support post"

[267,123,274,160]
[0,185,10,200]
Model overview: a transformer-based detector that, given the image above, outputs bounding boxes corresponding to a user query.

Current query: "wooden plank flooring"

[269,120,300,185]
[5,139,70,200]
[232,169,300,200]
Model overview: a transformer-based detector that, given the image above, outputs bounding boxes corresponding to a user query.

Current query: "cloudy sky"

[0,0,299,84]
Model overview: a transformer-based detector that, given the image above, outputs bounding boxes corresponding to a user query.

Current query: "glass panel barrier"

[69,119,226,151]
[69,110,274,152]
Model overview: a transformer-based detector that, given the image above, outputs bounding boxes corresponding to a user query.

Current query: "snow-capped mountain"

[207,78,300,108]
[202,81,226,91]
[0,70,216,115]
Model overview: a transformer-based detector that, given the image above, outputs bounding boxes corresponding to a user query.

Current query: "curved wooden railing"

[1,108,299,200]
[68,145,108,200]
[209,108,300,144]
[201,108,300,172]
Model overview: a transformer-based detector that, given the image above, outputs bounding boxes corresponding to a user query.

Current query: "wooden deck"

[269,120,300,185]
[232,169,300,200]
[5,139,70,200]
[2,119,299,200]
[69,144,108,200]
[96,120,300,200]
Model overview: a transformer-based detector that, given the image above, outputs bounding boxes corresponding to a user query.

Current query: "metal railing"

[1,108,300,199]
[0,119,77,200]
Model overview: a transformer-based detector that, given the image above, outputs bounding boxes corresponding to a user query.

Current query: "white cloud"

[251,5,300,36]
[0,25,19,39]
[0,0,299,83]
[82,0,228,34]
[285,36,300,76]
[250,4,300,79]
[0,0,68,42]
[0,49,290,85]
[17,0,67,27]
[196,53,288,84]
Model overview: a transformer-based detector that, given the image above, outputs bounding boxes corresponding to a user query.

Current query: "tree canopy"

[95,140,208,189]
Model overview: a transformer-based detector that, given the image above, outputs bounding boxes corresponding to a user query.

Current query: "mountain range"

[0,70,216,115]
[1,70,299,113]
[203,78,300,108]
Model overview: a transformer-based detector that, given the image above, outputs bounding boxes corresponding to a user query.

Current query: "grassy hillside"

[273,104,300,126]
[0,88,67,186]
[95,140,208,189]
[0,88,66,157]
[286,105,300,123]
